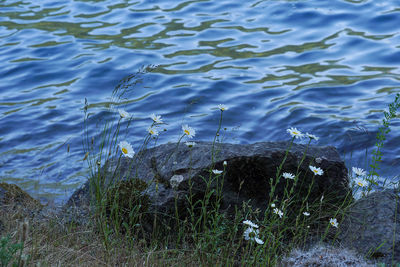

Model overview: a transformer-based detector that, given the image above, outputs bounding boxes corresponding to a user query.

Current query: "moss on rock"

[104,178,150,231]
[0,183,42,210]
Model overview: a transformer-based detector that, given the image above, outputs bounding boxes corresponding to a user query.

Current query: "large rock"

[0,183,43,235]
[338,189,400,265]
[0,183,42,211]
[68,141,350,225]
[280,244,376,266]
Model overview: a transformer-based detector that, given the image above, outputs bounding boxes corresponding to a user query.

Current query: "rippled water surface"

[1,0,400,204]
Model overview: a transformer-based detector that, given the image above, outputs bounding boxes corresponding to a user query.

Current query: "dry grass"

[0,203,221,267]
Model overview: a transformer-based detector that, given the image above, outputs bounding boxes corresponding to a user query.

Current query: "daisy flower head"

[217,104,228,111]
[212,169,223,175]
[303,211,310,216]
[119,141,135,158]
[273,208,283,218]
[185,141,196,148]
[148,127,159,136]
[329,218,339,228]
[243,220,259,229]
[306,132,319,141]
[150,114,163,124]
[352,167,366,177]
[282,172,295,180]
[286,127,304,139]
[309,165,324,176]
[182,124,196,138]
[243,227,264,245]
[354,177,368,188]
[118,109,131,119]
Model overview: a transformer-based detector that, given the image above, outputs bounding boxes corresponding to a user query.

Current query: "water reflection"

[0,0,399,203]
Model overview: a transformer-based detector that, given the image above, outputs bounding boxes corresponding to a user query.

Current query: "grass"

[1,68,399,266]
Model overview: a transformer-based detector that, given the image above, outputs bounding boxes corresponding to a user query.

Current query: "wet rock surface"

[67,141,351,223]
[338,189,400,265]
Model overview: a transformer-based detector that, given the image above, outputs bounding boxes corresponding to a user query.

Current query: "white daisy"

[217,104,228,111]
[306,132,319,141]
[182,124,196,138]
[329,218,338,228]
[286,127,304,139]
[282,172,295,180]
[242,220,259,229]
[255,237,264,245]
[119,141,135,158]
[118,109,131,119]
[185,141,196,148]
[303,211,310,216]
[354,178,368,187]
[212,169,223,175]
[243,227,264,245]
[309,166,324,176]
[150,114,163,124]
[273,208,283,218]
[148,127,159,136]
[352,167,366,177]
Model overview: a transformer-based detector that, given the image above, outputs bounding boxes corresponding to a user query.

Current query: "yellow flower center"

[313,170,318,173]
[122,147,128,154]
[357,182,363,186]
[184,130,190,135]
[293,131,298,135]
[249,232,256,238]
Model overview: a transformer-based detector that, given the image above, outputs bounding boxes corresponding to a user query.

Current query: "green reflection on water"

[3,108,22,116]
[29,40,70,48]
[32,78,79,91]
[11,57,45,62]
[0,97,59,107]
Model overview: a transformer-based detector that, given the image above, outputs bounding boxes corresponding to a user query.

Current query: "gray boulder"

[338,189,400,265]
[280,244,376,267]
[68,141,350,225]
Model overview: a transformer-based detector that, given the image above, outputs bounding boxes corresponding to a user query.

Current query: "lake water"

[1,0,399,204]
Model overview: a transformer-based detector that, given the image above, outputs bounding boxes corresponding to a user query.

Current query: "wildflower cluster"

[286,127,319,141]
[116,105,228,158]
[242,220,264,245]
[147,113,164,136]
[283,128,338,232]
[351,167,368,188]
[273,208,284,218]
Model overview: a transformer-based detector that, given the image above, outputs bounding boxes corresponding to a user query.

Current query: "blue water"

[1,0,399,204]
